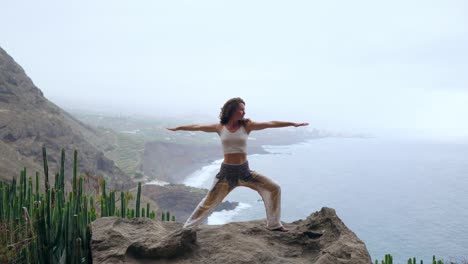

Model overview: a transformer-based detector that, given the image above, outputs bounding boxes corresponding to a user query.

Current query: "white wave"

[144,179,170,186]
[207,202,252,225]
[183,159,223,188]
[261,141,313,154]
[120,129,140,134]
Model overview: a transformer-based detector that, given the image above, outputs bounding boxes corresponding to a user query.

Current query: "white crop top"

[219,125,249,154]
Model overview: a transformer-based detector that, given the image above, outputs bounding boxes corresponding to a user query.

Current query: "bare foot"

[271,226,289,232]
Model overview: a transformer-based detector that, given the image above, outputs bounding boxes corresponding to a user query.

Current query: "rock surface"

[91,207,372,264]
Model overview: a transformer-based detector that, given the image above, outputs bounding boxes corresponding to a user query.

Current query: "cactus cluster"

[376,254,446,264]
[161,211,176,222]
[378,254,393,264]
[0,147,174,263]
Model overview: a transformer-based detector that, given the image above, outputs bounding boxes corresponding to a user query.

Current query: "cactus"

[136,182,141,217]
[100,177,107,217]
[60,149,65,191]
[387,254,393,264]
[42,147,50,192]
[0,183,3,220]
[75,237,82,264]
[1,147,174,263]
[73,150,78,194]
[120,192,126,218]
[27,177,33,214]
[35,171,40,201]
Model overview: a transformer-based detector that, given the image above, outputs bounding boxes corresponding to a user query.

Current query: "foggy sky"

[1,1,467,140]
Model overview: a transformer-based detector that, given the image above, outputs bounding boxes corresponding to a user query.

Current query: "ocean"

[183,138,468,263]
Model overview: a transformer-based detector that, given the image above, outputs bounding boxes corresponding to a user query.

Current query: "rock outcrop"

[91,207,372,264]
[0,46,132,189]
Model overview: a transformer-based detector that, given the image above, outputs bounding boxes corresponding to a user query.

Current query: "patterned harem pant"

[183,161,283,230]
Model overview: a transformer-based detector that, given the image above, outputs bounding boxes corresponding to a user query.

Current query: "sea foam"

[183,159,223,188]
[208,202,252,225]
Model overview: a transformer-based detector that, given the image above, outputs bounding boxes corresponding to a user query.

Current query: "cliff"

[91,207,372,264]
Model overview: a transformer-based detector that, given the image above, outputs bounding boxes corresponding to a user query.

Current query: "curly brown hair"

[219,97,250,125]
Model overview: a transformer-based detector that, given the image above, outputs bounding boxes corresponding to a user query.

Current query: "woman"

[167,97,308,232]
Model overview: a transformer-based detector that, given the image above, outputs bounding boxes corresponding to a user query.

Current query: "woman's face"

[232,103,246,121]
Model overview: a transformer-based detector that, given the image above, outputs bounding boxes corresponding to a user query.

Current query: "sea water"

[183,138,468,263]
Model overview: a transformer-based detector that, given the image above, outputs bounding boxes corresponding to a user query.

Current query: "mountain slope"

[0,46,132,189]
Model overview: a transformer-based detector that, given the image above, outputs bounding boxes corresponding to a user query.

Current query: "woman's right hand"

[166,127,178,131]
[294,122,309,127]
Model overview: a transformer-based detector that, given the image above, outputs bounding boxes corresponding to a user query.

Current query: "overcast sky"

[1,1,467,140]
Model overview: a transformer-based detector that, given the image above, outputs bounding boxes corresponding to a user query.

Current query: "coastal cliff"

[91,207,372,264]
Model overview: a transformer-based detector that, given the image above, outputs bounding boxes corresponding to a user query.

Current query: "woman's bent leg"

[183,178,232,229]
[239,171,283,230]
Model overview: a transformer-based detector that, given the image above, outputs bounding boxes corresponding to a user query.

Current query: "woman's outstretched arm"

[246,121,309,132]
[166,123,219,133]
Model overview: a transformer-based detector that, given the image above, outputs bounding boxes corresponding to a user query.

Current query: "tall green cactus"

[60,149,65,191]
[73,150,78,194]
[42,147,49,192]
[385,254,393,264]
[136,182,141,217]
[100,179,107,217]
[27,177,33,214]
[120,192,126,218]
[35,171,40,202]
[0,182,4,220]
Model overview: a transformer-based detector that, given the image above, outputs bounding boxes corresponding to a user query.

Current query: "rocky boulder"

[91,207,371,264]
